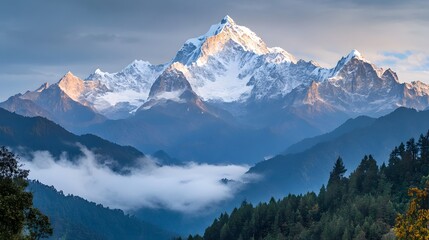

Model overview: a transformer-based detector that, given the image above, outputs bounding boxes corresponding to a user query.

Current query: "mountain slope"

[87,102,285,164]
[244,107,429,202]
[285,115,376,154]
[29,181,173,240]
[0,108,143,169]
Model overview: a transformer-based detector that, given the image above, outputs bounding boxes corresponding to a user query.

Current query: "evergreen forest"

[184,131,429,240]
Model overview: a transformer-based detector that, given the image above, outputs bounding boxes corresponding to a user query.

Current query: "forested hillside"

[0,108,144,169]
[28,181,173,240]
[186,130,429,240]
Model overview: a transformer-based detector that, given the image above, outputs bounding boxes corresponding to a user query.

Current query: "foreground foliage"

[0,146,53,240]
[395,187,429,240]
[187,131,429,240]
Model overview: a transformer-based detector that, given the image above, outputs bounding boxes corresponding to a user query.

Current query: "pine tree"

[326,157,347,210]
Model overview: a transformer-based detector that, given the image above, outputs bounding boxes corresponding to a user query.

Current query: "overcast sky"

[1,0,428,100]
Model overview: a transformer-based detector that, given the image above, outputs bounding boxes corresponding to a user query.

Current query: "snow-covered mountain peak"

[325,49,371,79]
[58,71,83,87]
[407,81,429,96]
[58,71,81,83]
[220,15,235,25]
[338,49,369,67]
[345,49,363,61]
[94,68,105,75]
[338,49,368,65]
[173,16,269,65]
[194,15,237,43]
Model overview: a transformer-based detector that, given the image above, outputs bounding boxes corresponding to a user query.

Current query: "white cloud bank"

[22,147,257,213]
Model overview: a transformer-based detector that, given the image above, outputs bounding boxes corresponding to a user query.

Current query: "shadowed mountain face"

[284,115,377,154]
[0,107,143,170]
[242,107,429,203]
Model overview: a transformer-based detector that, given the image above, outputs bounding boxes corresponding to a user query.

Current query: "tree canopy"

[186,130,429,240]
[0,146,52,240]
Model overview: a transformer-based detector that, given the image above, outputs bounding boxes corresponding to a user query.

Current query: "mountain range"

[2,15,429,163]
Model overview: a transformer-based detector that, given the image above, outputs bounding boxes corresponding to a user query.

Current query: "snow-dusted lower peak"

[266,47,297,64]
[148,63,192,100]
[329,49,371,78]
[18,72,107,110]
[84,60,166,115]
[57,72,90,102]
[311,49,375,81]
[88,60,164,93]
[406,81,429,97]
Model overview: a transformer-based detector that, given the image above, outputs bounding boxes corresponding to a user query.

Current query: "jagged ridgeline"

[2,16,429,164]
[185,131,429,240]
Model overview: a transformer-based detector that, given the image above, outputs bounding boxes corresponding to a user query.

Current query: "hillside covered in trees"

[184,130,429,240]
[28,181,173,240]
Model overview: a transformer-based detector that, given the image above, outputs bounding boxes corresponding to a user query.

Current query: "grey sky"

[1,0,428,100]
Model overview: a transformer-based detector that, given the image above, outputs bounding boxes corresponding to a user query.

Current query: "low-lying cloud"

[22,147,257,213]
